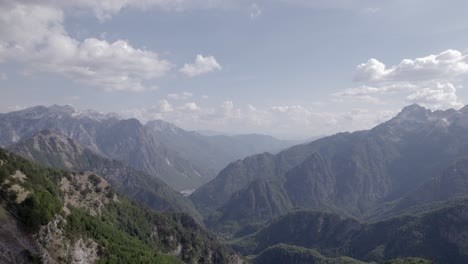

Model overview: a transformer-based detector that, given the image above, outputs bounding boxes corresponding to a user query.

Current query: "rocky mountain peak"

[383,104,467,130]
[72,109,121,121]
[7,105,121,123]
[393,104,431,122]
[459,104,468,113]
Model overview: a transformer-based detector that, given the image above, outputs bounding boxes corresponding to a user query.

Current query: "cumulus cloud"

[334,49,467,110]
[158,99,174,113]
[180,102,201,112]
[354,49,468,83]
[180,54,222,77]
[0,2,172,92]
[406,82,463,109]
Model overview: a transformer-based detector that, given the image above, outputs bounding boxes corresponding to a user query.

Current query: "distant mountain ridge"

[0,105,296,191]
[0,105,209,190]
[146,119,299,177]
[191,104,468,234]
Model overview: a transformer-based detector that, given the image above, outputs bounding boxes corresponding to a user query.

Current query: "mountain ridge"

[0,105,297,191]
[7,129,201,219]
[191,104,468,234]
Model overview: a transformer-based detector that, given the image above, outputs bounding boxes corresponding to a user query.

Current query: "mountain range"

[7,129,201,220]
[190,104,468,235]
[2,103,468,263]
[0,105,297,191]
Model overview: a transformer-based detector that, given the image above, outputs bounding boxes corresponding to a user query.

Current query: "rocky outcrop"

[38,215,99,264]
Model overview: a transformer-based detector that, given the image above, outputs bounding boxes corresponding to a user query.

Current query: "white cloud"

[0,2,172,92]
[335,49,467,110]
[180,54,222,77]
[158,99,174,113]
[334,83,418,97]
[332,83,419,105]
[406,82,463,109]
[221,100,234,112]
[354,59,388,82]
[0,72,7,80]
[354,49,468,83]
[167,92,193,100]
[180,102,201,112]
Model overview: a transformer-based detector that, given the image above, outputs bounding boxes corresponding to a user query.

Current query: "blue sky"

[2,0,468,138]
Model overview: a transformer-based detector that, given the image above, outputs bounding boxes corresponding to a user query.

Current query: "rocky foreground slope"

[0,148,241,263]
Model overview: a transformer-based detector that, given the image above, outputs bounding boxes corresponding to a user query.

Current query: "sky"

[2,0,468,139]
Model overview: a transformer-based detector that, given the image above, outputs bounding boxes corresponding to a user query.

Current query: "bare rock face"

[60,172,113,217]
[71,238,99,264]
[37,215,99,264]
